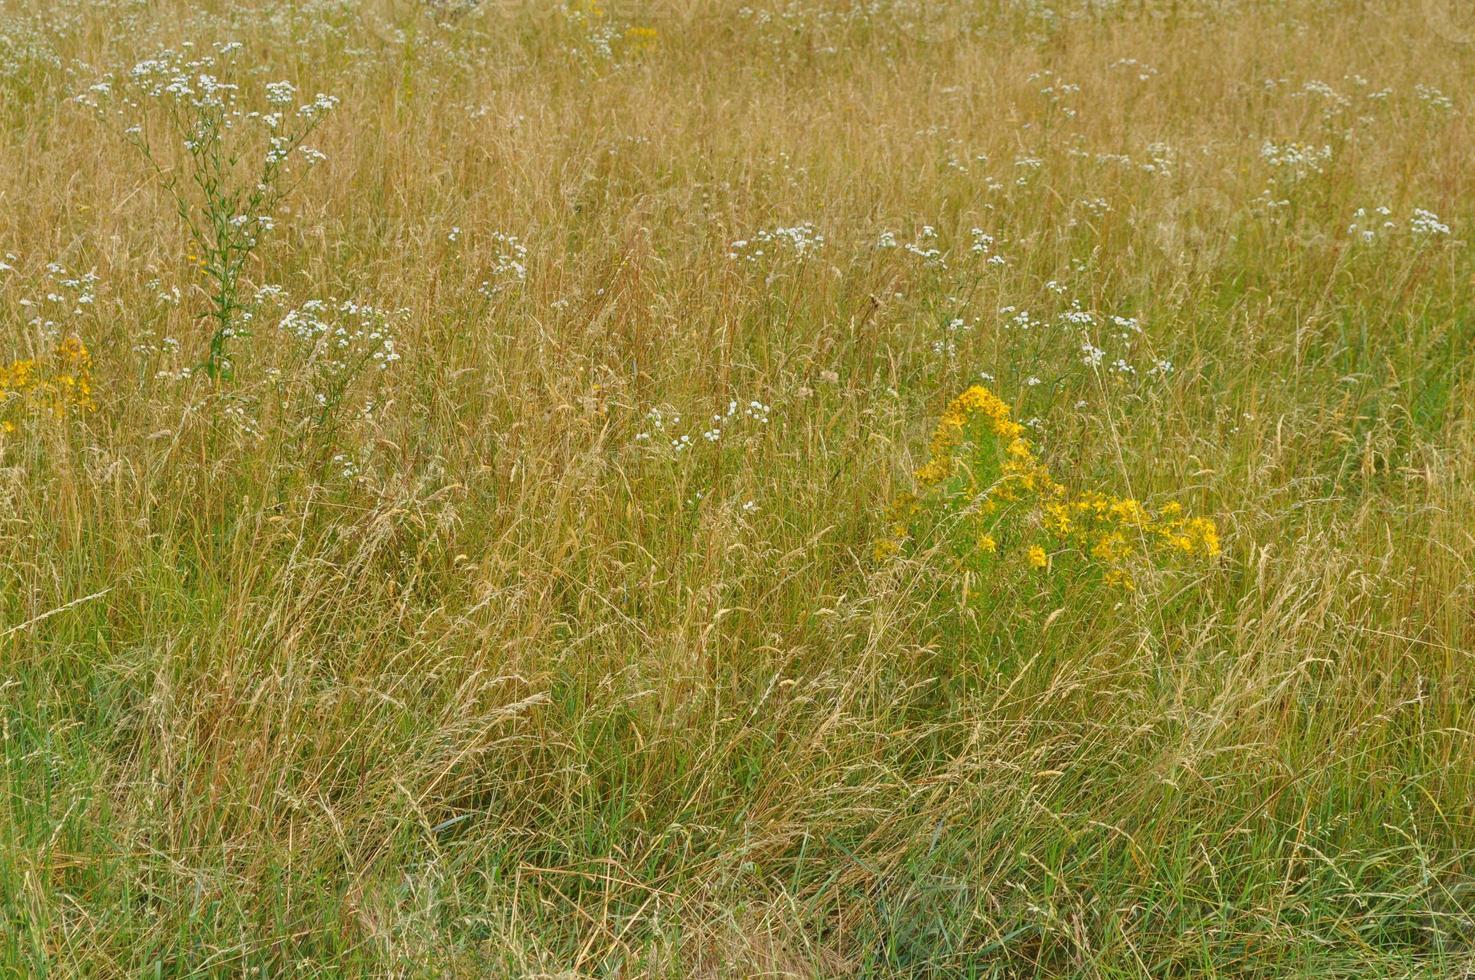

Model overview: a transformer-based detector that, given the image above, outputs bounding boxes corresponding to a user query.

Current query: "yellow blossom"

[0,336,97,428]
[883,382,1223,589]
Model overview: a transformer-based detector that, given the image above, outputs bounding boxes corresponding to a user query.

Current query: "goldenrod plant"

[882,383,1220,592]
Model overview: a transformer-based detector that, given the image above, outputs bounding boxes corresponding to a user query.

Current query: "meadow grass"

[2,0,1474,974]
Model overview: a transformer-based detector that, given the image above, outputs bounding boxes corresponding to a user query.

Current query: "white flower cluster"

[998,306,1042,332]
[931,316,975,358]
[1414,84,1454,113]
[969,227,1006,266]
[1077,310,1166,378]
[635,397,773,454]
[1409,208,1451,237]
[479,232,530,297]
[874,225,1006,270]
[82,44,338,173]
[265,79,296,106]
[1027,69,1080,118]
[1013,155,1043,185]
[279,298,403,379]
[1068,143,1175,178]
[1292,79,1352,118]
[0,21,61,87]
[1347,205,1396,243]
[999,292,1166,382]
[1109,58,1158,81]
[12,260,98,342]
[1059,302,1095,328]
[728,223,825,262]
[904,226,944,267]
[1260,140,1332,180]
[1347,206,1452,242]
[120,47,240,109]
[330,453,361,480]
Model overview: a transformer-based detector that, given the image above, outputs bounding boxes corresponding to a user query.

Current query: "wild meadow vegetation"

[2,0,1474,974]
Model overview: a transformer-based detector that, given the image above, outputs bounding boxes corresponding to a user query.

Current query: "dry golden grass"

[2,0,1475,974]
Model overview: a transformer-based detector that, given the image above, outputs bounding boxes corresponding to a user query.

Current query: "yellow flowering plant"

[880,384,1221,592]
[0,336,97,434]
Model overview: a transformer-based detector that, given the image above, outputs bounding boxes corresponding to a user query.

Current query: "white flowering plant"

[82,42,339,380]
[276,297,403,446]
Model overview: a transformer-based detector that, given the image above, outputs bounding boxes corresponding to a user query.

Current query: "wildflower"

[1414,84,1454,112]
[1186,517,1222,557]
[1043,502,1073,535]
[623,25,659,49]
[0,336,98,428]
[1260,140,1332,179]
[1410,209,1451,236]
[882,381,1222,592]
[479,232,529,296]
[1091,532,1130,563]
[728,223,825,263]
[265,80,296,105]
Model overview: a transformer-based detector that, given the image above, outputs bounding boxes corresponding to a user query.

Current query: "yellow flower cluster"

[882,384,1221,589]
[0,336,97,433]
[914,384,1022,486]
[873,491,920,560]
[624,26,659,49]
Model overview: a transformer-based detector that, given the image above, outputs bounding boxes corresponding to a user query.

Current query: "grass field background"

[3,0,1475,974]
